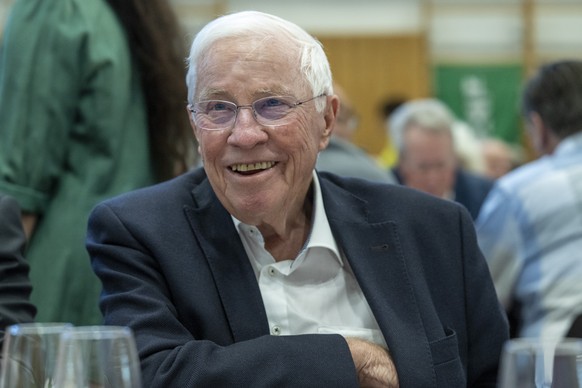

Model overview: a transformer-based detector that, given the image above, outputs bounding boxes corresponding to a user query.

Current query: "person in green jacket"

[0,0,194,325]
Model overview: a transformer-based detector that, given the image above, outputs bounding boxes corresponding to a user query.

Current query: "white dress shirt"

[233,172,387,347]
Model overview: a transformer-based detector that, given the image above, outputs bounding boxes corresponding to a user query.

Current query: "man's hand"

[346,337,399,388]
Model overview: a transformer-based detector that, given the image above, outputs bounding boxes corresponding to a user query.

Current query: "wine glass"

[498,337,582,388]
[53,326,142,388]
[0,322,73,388]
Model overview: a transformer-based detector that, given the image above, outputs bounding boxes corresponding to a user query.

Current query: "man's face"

[399,124,456,199]
[190,36,336,226]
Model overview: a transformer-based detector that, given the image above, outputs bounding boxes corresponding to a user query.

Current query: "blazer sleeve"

[87,202,359,388]
[0,195,37,345]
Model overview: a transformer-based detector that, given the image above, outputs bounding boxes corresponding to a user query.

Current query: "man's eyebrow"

[197,88,229,101]
[256,86,294,96]
[197,86,298,101]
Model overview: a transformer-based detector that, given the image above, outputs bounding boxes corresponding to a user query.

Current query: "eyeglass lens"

[193,96,301,130]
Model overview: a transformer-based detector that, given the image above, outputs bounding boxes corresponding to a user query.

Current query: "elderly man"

[477,60,582,339]
[87,11,508,387]
[389,99,493,220]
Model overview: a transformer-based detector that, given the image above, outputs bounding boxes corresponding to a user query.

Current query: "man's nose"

[235,106,256,126]
[227,107,268,148]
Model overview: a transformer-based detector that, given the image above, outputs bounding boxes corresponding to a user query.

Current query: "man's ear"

[528,111,556,155]
[187,105,204,158]
[319,95,340,150]
[187,105,199,138]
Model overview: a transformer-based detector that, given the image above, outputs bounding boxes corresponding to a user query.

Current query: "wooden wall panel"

[317,34,429,155]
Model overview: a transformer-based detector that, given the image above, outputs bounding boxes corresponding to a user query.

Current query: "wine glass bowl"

[0,322,73,388]
[53,326,141,388]
[498,337,582,388]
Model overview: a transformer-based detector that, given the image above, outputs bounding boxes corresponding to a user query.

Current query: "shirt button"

[271,326,281,335]
[268,267,276,276]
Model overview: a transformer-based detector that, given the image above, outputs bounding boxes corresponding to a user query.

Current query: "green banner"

[434,64,523,144]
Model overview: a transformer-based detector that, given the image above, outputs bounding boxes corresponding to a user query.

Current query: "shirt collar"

[232,171,343,266]
[554,131,582,157]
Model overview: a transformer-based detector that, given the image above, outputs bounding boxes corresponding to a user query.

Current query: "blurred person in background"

[0,0,194,324]
[376,97,407,169]
[451,120,485,175]
[316,83,396,183]
[476,60,582,338]
[479,137,521,180]
[0,194,36,350]
[390,98,493,220]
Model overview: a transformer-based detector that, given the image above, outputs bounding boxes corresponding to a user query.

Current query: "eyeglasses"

[188,94,326,131]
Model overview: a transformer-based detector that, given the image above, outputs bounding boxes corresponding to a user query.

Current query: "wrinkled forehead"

[206,34,301,64]
[195,35,308,97]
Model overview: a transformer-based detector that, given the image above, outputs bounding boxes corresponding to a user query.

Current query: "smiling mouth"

[229,161,276,174]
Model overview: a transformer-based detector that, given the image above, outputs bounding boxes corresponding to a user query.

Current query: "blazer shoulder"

[100,169,205,208]
[87,170,214,231]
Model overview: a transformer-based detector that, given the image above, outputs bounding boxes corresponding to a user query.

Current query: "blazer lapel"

[321,178,435,387]
[184,179,269,342]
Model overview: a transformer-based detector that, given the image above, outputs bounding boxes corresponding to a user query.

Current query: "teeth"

[230,161,275,172]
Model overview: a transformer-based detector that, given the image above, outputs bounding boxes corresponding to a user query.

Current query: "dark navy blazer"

[87,168,508,387]
[0,194,36,348]
[453,170,494,220]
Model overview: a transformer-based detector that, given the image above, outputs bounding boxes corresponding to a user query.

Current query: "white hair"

[388,98,456,152]
[185,11,333,112]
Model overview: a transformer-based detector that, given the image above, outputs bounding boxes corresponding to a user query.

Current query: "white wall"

[222,0,423,35]
[2,0,582,63]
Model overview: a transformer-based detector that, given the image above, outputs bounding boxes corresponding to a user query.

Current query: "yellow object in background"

[376,144,399,168]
